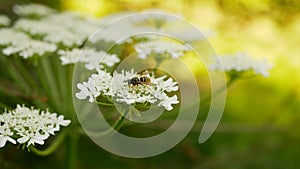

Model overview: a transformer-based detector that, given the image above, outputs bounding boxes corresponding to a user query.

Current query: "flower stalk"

[29,126,71,156]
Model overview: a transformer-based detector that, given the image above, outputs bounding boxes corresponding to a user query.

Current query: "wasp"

[126,71,153,86]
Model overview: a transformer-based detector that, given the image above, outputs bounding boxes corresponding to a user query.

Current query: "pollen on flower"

[0,105,71,148]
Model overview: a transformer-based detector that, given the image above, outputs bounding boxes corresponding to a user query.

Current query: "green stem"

[113,112,127,131]
[52,56,70,114]
[36,57,60,112]
[29,127,71,156]
[96,101,114,106]
[201,78,235,105]
[67,131,79,169]
[66,64,75,119]
[134,103,159,108]
[98,113,127,137]
[4,57,31,93]
[12,55,39,92]
[86,108,129,137]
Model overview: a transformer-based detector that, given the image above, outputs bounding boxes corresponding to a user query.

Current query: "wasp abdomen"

[127,76,151,86]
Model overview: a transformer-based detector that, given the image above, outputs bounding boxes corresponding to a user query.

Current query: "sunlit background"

[1,0,300,168]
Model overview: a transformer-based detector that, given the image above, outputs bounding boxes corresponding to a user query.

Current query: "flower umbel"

[58,48,120,70]
[0,105,71,148]
[210,52,273,78]
[76,69,179,111]
[135,38,190,59]
[13,3,56,17]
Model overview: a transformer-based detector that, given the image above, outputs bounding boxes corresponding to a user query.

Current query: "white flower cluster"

[13,3,56,16]
[0,15,11,26]
[0,105,71,148]
[0,4,103,59]
[135,39,190,59]
[0,28,29,45]
[76,69,179,111]
[90,23,156,44]
[0,29,57,58]
[210,52,273,77]
[90,11,207,44]
[58,48,120,70]
[13,13,100,47]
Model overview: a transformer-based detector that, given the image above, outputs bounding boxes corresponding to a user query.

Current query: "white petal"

[33,139,44,145]
[0,135,7,148]
[60,120,71,126]
[35,133,49,141]
[47,128,56,135]
[17,136,30,144]
[57,115,71,126]
[76,92,88,100]
[6,136,16,144]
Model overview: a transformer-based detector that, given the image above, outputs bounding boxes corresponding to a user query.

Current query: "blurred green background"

[1,0,300,169]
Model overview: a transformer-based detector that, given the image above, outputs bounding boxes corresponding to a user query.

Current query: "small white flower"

[44,30,85,47]
[0,105,71,148]
[0,28,57,58]
[153,76,179,92]
[90,21,156,44]
[57,115,71,126]
[17,132,50,147]
[0,15,11,27]
[0,125,16,148]
[13,4,56,16]
[135,39,190,59]
[14,18,47,35]
[76,69,111,102]
[157,94,179,111]
[76,69,180,111]
[2,38,57,58]
[58,48,120,70]
[19,40,57,58]
[47,114,71,135]
[82,50,119,70]
[46,11,101,36]
[58,49,81,65]
[0,28,30,46]
[14,18,85,47]
[13,12,100,47]
[210,52,273,77]
[76,82,98,102]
